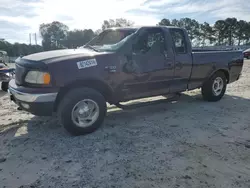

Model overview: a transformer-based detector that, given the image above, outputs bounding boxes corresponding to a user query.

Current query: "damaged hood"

[21,48,103,63]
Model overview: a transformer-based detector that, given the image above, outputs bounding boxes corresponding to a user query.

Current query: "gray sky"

[1,0,250,44]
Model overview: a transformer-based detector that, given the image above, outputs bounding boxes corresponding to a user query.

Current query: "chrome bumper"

[8,87,57,103]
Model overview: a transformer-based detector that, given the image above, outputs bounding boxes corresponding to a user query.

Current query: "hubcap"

[212,77,224,96]
[71,99,100,128]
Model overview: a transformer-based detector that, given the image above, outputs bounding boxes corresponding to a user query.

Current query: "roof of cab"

[108,25,181,30]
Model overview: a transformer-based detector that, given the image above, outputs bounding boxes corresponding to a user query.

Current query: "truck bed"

[192,49,234,52]
[188,50,244,90]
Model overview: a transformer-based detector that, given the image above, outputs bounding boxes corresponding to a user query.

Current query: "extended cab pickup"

[9,26,244,135]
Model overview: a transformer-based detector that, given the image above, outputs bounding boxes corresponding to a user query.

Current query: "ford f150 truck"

[8,26,244,135]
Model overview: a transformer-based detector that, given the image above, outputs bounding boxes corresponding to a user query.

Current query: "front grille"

[15,64,27,85]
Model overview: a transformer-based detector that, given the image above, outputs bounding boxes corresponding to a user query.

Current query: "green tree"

[242,22,250,45]
[199,22,215,46]
[171,19,181,27]
[214,20,227,45]
[64,29,95,48]
[158,19,171,26]
[0,40,43,57]
[178,18,200,42]
[235,20,248,45]
[224,18,237,45]
[0,40,12,56]
[39,21,69,50]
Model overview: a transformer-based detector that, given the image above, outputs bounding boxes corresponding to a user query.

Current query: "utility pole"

[34,33,37,45]
[29,33,31,45]
[29,33,38,45]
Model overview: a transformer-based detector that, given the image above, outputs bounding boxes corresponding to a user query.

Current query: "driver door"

[122,28,175,100]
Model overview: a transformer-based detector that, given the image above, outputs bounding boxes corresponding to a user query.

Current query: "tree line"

[1,17,250,57]
[39,18,134,51]
[0,41,43,58]
[158,18,250,46]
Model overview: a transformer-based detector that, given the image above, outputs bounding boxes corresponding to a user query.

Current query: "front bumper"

[8,79,58,116]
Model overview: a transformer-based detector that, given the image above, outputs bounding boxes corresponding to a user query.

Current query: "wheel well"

[54,80,113,111]
[216,69,229,83]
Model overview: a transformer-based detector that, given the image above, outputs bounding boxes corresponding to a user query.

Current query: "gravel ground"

[1,60,250,188]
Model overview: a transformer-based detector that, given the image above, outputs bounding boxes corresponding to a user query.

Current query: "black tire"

[58,87,107,136]
[1,81,9,92]
[201,71,227,102]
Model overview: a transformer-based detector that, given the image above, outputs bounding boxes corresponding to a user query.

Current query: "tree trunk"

[202,36,205,47]
[229,30,232,45]
[238,36,241,46]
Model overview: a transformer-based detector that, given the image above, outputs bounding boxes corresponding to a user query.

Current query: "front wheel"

[201,71,227,102]
[58,88,107,136]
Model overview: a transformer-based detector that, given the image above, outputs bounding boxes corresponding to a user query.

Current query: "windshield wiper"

[83,45,99,52]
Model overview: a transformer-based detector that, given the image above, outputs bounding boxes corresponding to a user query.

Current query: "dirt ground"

[1,60,250,188]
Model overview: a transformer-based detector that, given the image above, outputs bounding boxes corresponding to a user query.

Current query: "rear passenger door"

[169,29,193,92]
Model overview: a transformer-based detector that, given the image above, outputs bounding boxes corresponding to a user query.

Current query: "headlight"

[25,71,51,85]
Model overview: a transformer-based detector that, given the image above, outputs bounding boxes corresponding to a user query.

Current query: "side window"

[170,29,187,54]
[133,28,166,54]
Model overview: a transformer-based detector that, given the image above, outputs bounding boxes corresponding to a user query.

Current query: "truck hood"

[22,48,103,63]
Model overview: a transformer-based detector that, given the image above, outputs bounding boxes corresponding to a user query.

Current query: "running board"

[115,93,181,110]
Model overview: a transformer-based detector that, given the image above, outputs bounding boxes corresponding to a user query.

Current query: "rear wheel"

[202,71,227,102]
[58,88,107,135]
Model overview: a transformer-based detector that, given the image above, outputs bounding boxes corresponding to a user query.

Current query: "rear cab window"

[170,29,187,54]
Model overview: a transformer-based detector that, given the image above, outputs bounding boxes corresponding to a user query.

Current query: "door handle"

[165,62,174,69]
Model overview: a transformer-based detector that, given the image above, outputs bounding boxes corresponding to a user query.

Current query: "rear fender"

[205,68,230,84]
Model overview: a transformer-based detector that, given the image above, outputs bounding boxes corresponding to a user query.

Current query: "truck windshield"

[84,29,137,52]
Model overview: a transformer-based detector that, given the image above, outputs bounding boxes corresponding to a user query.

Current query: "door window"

[133,28,166,54]
[170,29,187,54]
[124,28,167,73]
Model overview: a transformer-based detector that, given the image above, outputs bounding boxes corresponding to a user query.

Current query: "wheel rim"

[71,99,100,128]
[212,77,224,96]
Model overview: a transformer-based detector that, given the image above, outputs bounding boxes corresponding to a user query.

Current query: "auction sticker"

[77,59,97,69]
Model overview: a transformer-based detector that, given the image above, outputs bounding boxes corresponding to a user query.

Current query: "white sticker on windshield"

[77,59,97,69]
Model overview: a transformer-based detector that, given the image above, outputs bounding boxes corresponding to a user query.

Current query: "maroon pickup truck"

[9,26,244,135]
